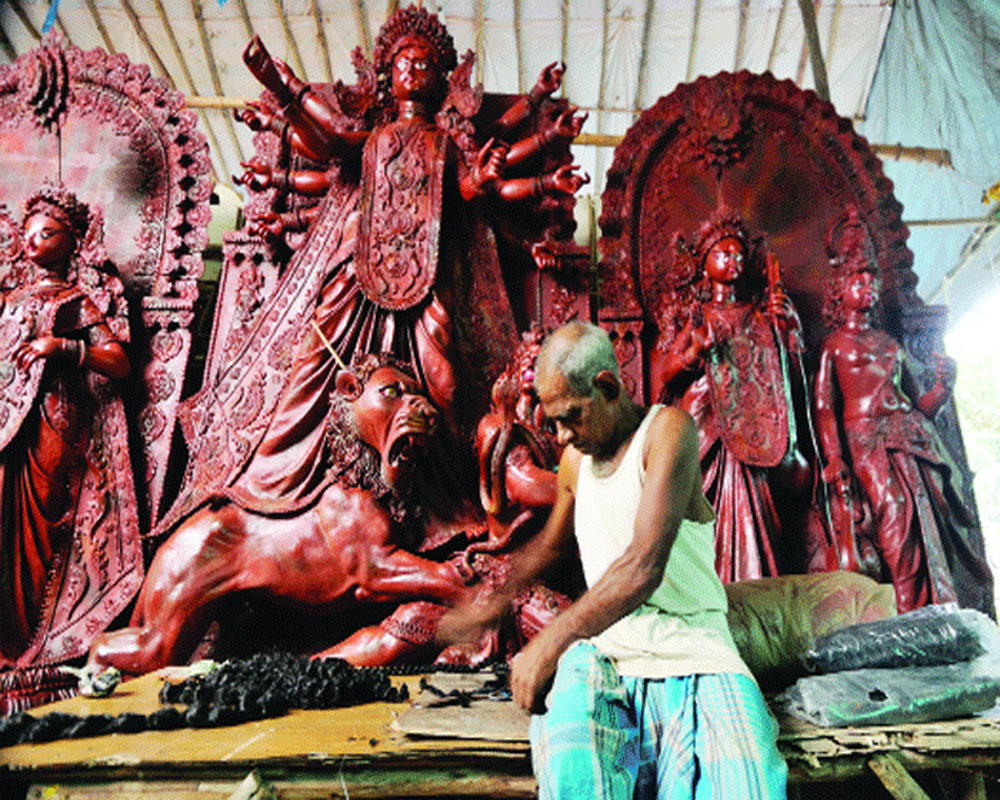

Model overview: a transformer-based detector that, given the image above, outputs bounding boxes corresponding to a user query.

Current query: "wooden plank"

[27,773,537,800]
[0,671,527,775]
[868,753,931,800]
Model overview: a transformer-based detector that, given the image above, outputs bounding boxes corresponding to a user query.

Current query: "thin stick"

[311,318,348,372]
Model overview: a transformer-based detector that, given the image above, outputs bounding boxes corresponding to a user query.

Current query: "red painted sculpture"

[309,333,574,668]
[0,36,211,533]
[476,326,560,548]
[813,208,994,614]
[119,6,588,672]
[0,185,141,669]
[90,355,479,673]
[169,4,587,528]
[649,207,811,582]
[595,72,992,605]
[231,5,586,433]
[90,351,571,673]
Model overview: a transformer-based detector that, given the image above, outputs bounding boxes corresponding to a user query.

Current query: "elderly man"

[442,320,786,799]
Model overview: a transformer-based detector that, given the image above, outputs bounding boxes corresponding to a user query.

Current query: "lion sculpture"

[88,355,482,674]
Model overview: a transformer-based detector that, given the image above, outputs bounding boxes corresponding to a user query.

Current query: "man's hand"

[510,634,559,714]
[437,588,510,646]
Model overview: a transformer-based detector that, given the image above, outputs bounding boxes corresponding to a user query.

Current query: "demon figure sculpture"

[89,355,489,674]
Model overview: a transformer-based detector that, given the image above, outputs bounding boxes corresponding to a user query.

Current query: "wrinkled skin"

[88,367,471,675]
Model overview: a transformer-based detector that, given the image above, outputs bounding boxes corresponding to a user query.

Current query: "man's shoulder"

[557,445,583,494]
[646,405,696,439]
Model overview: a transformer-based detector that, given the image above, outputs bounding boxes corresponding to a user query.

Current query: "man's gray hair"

[536,320,620,397]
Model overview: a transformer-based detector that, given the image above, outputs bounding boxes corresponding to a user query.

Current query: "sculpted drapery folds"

[648,207,812,583]
[0,185,141,669]
[814,207,994,615]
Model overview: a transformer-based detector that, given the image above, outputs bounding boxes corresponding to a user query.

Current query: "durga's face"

[391,43,440,103]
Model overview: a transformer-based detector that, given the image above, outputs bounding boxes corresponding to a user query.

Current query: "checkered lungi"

[529,641,787,800]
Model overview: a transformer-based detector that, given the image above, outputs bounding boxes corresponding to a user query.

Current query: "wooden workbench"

[1,670,999,799]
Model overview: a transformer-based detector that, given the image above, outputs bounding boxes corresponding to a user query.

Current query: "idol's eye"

[380,383,401,399]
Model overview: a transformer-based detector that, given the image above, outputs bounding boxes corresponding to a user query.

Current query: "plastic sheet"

[803,603,983,673]
[777,608,1000,728]
[775,662,1000,727]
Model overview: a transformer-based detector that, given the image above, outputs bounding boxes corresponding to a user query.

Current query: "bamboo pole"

[0,24,17,62]
[310,0,334,84]
[474,0,484,85]
[176,101,955,169]
[903,217,998,228]
[796,0,830,100]
[735,0,750,71]
[8,0,40,42]
[122,0,220,183]
[85,0,116,54]
[235,0,256,41]
[767,0,790,73]
[270,0,306,78]
[513,0,525,95]
[634,0,655,112]
[559,0,569,99]
[352,0,372,60]
[190,0,246,166]
[685,0,702,82]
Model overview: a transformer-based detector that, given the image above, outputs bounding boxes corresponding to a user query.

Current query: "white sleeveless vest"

[574,406,752,679]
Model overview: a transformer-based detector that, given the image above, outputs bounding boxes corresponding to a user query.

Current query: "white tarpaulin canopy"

[0,0,996,326]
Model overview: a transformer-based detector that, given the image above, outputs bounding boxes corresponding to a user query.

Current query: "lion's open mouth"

[387,431,426,467]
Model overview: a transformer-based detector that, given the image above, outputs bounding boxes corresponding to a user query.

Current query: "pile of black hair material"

[0,653,411,746]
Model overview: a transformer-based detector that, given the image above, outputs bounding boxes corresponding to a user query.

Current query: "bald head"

[535,321,620,398]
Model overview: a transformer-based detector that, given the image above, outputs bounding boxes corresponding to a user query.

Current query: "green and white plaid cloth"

[530,641,787,799]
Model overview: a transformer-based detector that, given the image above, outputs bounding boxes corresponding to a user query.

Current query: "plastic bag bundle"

[777,608,1000,728]
[803,604,983,673]
[775,662,1000,728]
